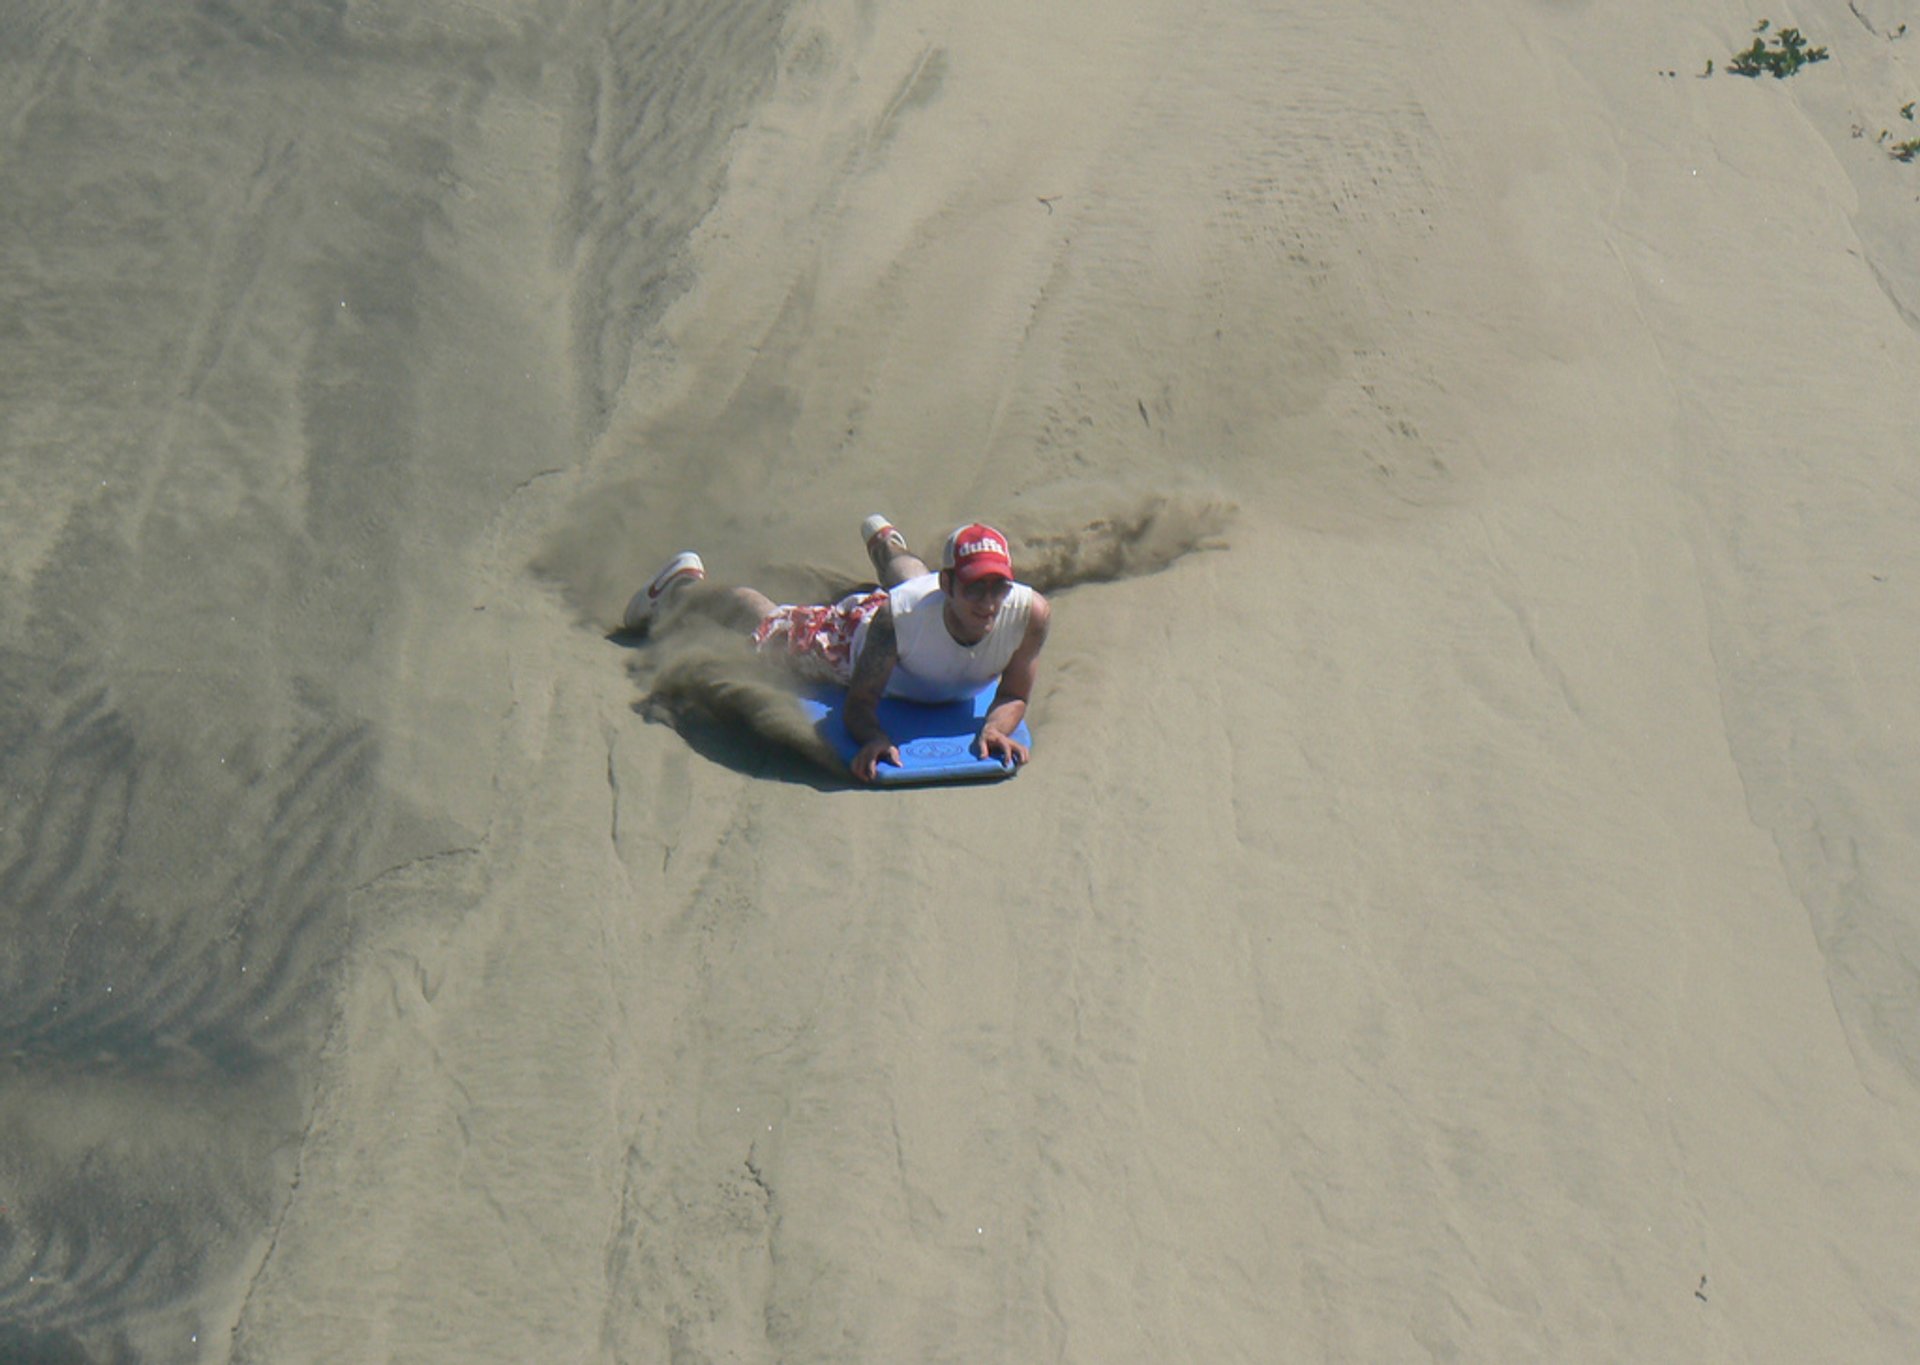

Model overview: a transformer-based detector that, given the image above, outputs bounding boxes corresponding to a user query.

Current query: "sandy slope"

[6,0,1920,1360]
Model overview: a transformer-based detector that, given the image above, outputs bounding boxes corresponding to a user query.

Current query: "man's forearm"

[983,694,1027,736]
[845,693,891,745]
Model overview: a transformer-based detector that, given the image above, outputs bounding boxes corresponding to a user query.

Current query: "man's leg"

[862,515,929,588]
[730,586,777,619]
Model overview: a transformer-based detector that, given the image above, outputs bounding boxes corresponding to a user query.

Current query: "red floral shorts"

[751,589,889,683]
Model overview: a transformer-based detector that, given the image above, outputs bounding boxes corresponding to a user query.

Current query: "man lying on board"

[626,518,1052,783]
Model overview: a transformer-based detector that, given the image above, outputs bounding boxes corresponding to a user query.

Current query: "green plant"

[1892,138,1920,162]
[1728,22,1830,77]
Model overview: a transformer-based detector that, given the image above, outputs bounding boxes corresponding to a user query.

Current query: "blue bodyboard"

[798,683,1029,786]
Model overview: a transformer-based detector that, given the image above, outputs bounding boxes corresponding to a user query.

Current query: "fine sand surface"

[5,0,1920,1361]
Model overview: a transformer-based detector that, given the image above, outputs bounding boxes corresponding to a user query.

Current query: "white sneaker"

[861,514,907,555]
[622,551,705,629]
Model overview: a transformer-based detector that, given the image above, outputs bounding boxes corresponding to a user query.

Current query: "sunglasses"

[959,576,1014,604]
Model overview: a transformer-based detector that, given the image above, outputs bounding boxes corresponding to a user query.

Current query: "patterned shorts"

[751,589,889,683]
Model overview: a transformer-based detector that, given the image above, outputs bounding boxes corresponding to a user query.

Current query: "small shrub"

[1728,23,1830,77]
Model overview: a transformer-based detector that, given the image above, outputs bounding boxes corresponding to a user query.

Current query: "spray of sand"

[621,592,841,776]
[1003,489,1233,594]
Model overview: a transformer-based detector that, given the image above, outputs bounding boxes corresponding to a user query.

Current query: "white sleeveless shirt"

[851,572,1034,702]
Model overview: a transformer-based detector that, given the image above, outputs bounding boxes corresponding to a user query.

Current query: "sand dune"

[4,0,1920,1361]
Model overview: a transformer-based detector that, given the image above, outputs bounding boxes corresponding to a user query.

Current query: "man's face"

[942,570,1014,634]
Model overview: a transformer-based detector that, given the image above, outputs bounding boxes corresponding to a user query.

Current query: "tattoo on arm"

[844,609,898,745]
[850,610,898,696]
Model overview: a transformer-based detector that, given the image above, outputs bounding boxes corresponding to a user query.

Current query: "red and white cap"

[941,523,1014,585]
